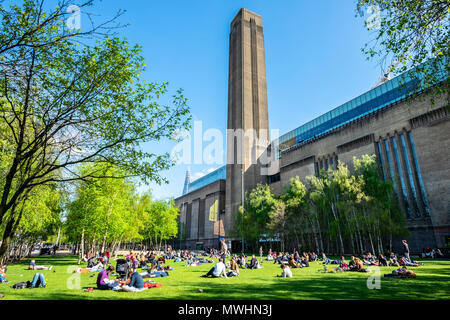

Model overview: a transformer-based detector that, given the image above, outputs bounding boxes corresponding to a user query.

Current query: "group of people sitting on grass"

[268,250,317,265]
[96,265,158,292]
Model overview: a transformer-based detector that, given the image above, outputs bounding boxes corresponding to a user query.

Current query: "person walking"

[402,240,411,263]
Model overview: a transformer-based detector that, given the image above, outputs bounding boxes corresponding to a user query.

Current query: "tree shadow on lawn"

[173,274,449,300]
[10,255,79,267]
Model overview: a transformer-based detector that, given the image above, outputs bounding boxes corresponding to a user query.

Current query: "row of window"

[376,132,430,219]
[276,57,448,153]
[315,155,339,174]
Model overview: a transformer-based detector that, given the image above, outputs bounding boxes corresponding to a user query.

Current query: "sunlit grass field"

[0,255,449,300]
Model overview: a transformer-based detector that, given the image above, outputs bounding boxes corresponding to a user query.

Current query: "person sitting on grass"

[226,256,240,277]
[138,255,147,269]
[273,252,284,264]
[348,256,357,269]
[288,254,301,268]
[363,252,377,265]
[378,254,388,266]
[321,253,331,264]
[238,253,247,268]
[185,253,194,267]
[294,251,301,263]
[246,255,259,269]
[310,252,318,261]
[349,257,368,272]
[120,270,145,292]
[0,265,8,283]
[389,253,400,266]
[339,256,348,270]
[29,260,52,270]
[278,264,293,278]
[201,258,228,279]
[300,256,310,267]
[96,265,120,290]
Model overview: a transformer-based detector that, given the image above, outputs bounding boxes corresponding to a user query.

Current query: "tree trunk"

[78,228,85,265]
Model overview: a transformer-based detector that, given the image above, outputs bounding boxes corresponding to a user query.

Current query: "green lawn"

[1,255,449,300]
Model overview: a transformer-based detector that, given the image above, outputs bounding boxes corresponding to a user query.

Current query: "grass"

[0,255,449,300]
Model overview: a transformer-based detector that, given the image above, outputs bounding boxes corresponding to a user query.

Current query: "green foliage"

[234,184,280,246]
[238,155,409,254]
[357,0,449,97]
[0,0,191,259]
[65,163,179,250]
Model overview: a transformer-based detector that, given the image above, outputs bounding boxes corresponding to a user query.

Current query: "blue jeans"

[31,273,46,288]
[98,281,119,290]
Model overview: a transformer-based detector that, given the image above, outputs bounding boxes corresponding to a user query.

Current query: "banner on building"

[209,199,218,222]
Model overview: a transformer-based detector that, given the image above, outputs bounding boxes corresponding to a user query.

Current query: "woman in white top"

[280,264,293,278]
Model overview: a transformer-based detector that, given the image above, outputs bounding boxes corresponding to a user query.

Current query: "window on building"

[408,132,430,216]
[392,136,411,218]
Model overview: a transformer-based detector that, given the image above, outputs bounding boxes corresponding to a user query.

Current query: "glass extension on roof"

[187,165,226,193]
[273,58,448,154]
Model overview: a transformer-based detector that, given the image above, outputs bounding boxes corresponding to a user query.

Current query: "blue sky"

[83,0,385,200]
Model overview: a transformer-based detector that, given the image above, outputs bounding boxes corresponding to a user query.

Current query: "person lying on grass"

[11,273,47,289]
[142,264,169,277]
[74,261,104,273]
[29,260,53,271]
[96,265,120,291]
[399,256,423,267]
[278,264,293,278]
[201,258,228,279]
[384,266,417,278]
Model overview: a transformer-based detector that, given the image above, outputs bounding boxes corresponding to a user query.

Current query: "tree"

[353,154,409,253]
[65,163,137,261]
[141,199,179,250]
[234,184,279,250]
[357,0,449,97]
[0,182,62,263]
[0,0,191,257]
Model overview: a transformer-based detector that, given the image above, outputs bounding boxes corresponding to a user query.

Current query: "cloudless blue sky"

[83,0,385,200]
